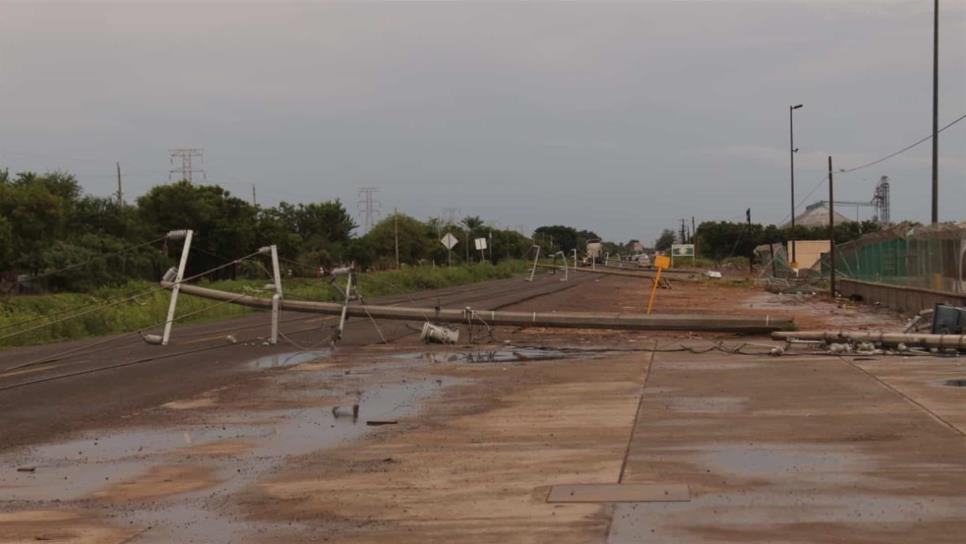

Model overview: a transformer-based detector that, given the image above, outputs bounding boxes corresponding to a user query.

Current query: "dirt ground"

[2,271,964,543]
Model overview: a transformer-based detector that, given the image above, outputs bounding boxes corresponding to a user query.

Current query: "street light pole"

[931,0,939,224]
[789,104,803,271]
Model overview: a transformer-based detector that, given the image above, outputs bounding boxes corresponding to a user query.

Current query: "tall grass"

[0,261,528,349]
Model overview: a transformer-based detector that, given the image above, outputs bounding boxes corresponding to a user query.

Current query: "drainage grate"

[944,379,966,387]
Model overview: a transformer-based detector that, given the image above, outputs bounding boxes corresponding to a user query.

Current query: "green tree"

[534,225,577,253]
[0,215,13,270]
[0,171,80,272]
[461,215,484,232]
[655,229,676,252]
[363,213,434,268]
[137,182,258,279]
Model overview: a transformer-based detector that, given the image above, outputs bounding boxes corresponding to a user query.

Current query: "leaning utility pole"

[357,187,381,233]
[168,148,206,184]
[931,0,939,223]
[789,104,803,269]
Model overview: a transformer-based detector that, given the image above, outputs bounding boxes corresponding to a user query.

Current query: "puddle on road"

[394,346,606,364]
[125,374,451,543]
[0,366,460,542]
[1,426,255,501]
[247,350,332,370]
[943,378,966,387]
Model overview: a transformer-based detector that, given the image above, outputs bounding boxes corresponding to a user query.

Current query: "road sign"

[670,244,694,257]
[648,255,671,315]
[474,237,487,251]
[670,244,695,266]
[441,233,458,250]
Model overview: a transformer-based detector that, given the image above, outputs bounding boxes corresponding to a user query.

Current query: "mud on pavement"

[3,274,965,543]
[0,340,648,543]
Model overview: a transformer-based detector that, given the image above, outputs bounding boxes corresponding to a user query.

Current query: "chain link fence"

[835,223,966,293]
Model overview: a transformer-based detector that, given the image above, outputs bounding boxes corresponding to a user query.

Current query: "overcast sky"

[1,1,964,243]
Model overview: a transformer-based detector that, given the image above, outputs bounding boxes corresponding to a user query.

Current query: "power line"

[0,248,266,345]
[18,236,165,285]
[0,287,160,343]
[839,111,966,174]
[777,111,966,226]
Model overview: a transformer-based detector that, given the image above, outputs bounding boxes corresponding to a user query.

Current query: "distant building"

[786,240,830,270]
[784,202,853,228]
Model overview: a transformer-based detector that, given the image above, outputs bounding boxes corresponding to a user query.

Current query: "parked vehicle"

[629,253,651,267]
[584,239,603,265]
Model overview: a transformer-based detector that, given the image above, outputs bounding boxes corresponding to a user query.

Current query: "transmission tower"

[168,148,206,184]
[873,176,891,225]
[441,207,460,227]
[357,187,381,233]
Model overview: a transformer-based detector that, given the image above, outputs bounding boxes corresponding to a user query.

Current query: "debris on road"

[774,330,966,351]
[420,322,460,344]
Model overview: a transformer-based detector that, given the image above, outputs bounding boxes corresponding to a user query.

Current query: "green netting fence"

[835,224,966,293]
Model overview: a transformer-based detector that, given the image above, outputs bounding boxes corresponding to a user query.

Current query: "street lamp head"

[792,104,804,110]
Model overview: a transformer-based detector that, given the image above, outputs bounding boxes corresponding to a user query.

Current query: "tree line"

[6,167,877,292]
[654,220,882,262]
[0,170,536,292]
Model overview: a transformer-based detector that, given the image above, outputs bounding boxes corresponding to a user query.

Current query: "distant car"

[629,253,651,267]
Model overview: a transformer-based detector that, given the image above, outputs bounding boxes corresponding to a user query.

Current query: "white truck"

[585,239,603,265]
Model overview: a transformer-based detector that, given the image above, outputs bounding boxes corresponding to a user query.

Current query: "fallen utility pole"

[163,281,792,334]
[772,330,966,350]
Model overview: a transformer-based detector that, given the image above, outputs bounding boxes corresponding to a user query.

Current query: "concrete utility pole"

[115,162,123,206]
[828,156,836,298]
[357,187,381,233]
[789,104,803,269]
[489,230,494,263]
[168,148,206,184]
[746,208,753,273]
[251,184,256,206]
[931,0,939,224]
[394,208,400,269]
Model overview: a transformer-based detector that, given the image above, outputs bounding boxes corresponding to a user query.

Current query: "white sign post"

[441,232,458,266]
[474,237,487,263]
